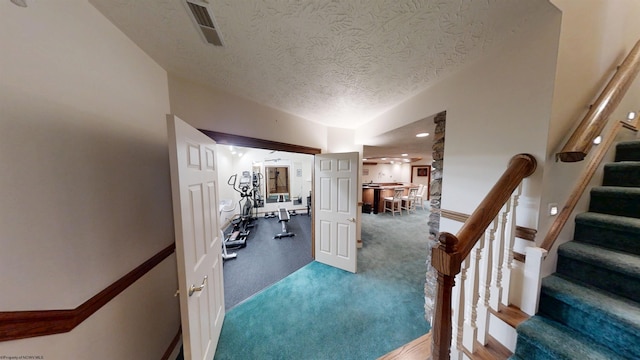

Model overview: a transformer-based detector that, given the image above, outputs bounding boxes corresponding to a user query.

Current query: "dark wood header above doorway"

[199,129,321,155]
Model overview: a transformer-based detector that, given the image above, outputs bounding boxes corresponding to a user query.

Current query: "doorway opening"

[201,129,319,309]
[360,111,446,324]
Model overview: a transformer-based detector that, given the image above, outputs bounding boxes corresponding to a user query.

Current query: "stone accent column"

[425,111,446,324]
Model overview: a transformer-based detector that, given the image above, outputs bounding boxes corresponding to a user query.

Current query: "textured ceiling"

[90,0,548,129]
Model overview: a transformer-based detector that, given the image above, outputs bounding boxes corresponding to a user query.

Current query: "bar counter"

[362,183,418,214]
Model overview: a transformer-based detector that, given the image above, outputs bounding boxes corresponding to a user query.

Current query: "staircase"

[511,140,640,359]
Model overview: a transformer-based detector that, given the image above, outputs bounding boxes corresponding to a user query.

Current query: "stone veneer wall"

[425,111,446,324]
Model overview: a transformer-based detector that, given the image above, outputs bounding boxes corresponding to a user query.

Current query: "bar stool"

[383,187,404,216]
[401,187,419,214]
[415,184,427,210]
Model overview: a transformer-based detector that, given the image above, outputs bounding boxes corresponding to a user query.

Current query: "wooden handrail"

[557,39,640,162]
[541,118,638,251]
[441,154,536,261]
[0,243,175,342]
[431,154,536,359]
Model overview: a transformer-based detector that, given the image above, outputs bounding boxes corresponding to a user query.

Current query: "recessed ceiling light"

[416,132,429,138]
[401,153,408,157]
[628,111,637,120]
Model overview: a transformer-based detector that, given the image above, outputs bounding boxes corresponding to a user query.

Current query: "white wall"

[0,2,178,358]
[168,75,329,152]
[327,127,360,153]
[356,3,561,233]
[217,146,313,224]
[362,163,412,184]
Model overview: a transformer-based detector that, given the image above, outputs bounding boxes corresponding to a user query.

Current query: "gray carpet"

[223,213,313,310]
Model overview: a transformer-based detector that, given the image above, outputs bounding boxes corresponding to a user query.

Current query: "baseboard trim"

[0,243,176,342]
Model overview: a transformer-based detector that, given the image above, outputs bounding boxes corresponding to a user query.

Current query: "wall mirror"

[265,166,290,203]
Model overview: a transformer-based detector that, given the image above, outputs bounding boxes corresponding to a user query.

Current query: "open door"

[167,115,224,360]
[314,152,359,273]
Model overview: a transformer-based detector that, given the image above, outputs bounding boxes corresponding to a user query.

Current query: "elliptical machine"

[228,171,256,238]
[219,199,245,257]
[252,171,264,218]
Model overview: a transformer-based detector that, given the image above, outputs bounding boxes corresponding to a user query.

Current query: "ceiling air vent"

[185,0,224,46]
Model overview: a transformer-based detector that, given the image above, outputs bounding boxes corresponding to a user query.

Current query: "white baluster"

[490,202,509,310]
[501,185,521,306]
[462,238,483,353]
[451,270,464,360]
[476,218,497,345]
[456,256,470,357]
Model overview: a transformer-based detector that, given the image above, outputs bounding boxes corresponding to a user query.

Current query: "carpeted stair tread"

[541,275,640,329]
[589,186,640,219]
[557,241,640,301]
[538,275,640,358]
[512,140,640,359]
[603,161,640,187]
[558,241,640,281]
[514,316,626,360]
[574,212,640,254]
[615,140,640,162]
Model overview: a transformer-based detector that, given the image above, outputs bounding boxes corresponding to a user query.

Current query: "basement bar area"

[362,183,420,214]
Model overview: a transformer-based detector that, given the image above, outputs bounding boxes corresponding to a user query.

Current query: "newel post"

[432,232,460,360]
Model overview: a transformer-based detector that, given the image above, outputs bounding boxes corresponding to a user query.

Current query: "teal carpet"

[213,210,431,360]
[511,140,640,360]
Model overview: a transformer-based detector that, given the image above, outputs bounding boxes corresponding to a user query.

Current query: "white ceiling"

[363,114,436,162]
[89,0,548,131]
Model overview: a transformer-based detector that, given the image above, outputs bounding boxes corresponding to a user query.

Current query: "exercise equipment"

[220,230,238,261]
[223,229,247,248]
[274,207,295,239]
[219,200,243,260]
[228,171,256,237]
[252,171,264,218]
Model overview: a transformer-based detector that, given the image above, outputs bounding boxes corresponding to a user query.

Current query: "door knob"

[189,276,208,296]
[347,218,356,223]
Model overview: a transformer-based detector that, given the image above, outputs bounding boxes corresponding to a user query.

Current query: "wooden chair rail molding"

[440,209,535,263]
[557,39,640,162]
[161,327,182,360]
[0,243,176,342]
[431,153,537,360]
[541,117,639,251]
[439,209,537,242]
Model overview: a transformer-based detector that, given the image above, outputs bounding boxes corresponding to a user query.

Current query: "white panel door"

[314,152,359,273]
[167,115,224,360]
